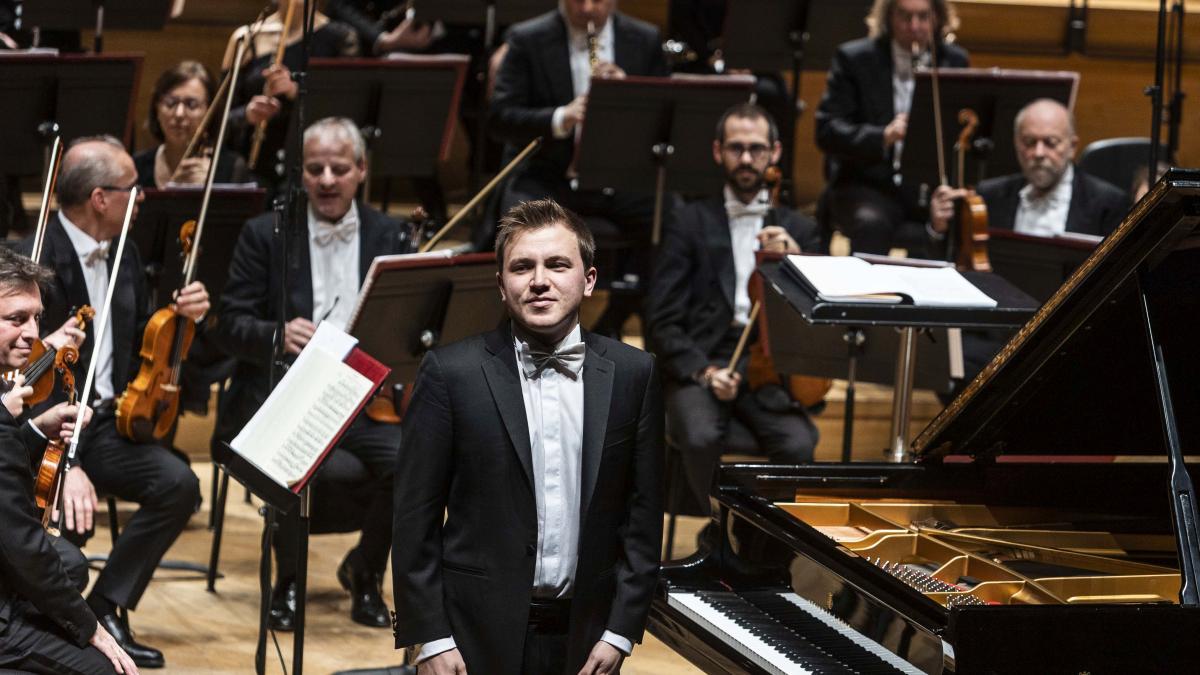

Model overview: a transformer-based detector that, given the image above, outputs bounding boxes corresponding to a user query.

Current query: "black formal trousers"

[273,416,400,578]
[68,411,201,610]
[667,381,817,511]
[520,627,569,675]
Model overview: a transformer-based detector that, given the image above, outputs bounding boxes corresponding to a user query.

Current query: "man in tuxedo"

[392,199,663,674]
[215,117,406,632]
[22,136,209,670]
[488,0,669,245]
[646,103,820,517]
[930,98,1129,238]
[0,246,137,675]
[816,0,968,254]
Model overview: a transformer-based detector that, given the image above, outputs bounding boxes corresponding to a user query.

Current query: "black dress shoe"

[337,554,390,628]
[269,578,297,632]
[98,613,165,669]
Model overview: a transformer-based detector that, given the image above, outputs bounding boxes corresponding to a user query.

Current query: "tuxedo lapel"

[47,215,89,311]
[874,38,896,121]
[106,245,137,390]
[579,333,613,524]
[357,202,392,285]
[544,14,575,106]
[289,222,314,320]
[482,327,535,493]
[613,14,638,74]
[1064,168,1091,234]
[707,199,737,311]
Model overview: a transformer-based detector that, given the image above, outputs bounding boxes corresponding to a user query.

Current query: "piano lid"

[914,169,1200,460]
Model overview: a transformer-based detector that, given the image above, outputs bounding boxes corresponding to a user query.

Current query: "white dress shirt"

[58,212,115,401]
[418,323,632,662]
[724,186,770,326]
[550,14,615,139]
[1014,165,1074,237]
[307,202,360,330]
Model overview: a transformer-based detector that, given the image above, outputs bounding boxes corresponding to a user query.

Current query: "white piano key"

[777,592,927,675]
[668,591,814,675]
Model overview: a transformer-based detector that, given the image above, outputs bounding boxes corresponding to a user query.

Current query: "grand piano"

[649,169,1200,674]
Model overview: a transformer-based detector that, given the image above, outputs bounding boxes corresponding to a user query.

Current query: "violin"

[116,35,250,443]
[34,345,79,535]
[1,306,94,407]
[952,109,991,272]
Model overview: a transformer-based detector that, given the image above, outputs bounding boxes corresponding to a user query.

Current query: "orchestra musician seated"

[133,61,253,190]
[212,117,408,631]
[930,98,1128,240]
[816,0,967,255]
[646,103,819,524]
[19,136,210,670]
[0,247,138,675]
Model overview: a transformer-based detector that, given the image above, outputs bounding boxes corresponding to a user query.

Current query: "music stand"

[575,74,755,243]
[0,53,141,176]
[133,187,266,307]
[988,229,1099,303]
[22,0,175,53]
[306,56,467,196]
[903,68,1080,188]
[759,257,1037,461]
[413,0,555,25]
[346,252,505,388]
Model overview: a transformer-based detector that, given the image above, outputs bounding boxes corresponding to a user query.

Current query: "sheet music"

[232,323,374,487]
[787,255,997,307]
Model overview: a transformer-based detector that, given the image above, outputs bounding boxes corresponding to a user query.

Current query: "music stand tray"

[306,55,468,179]
[903,68,1080,188]
[0,53,142,175]
[23,1,174,31]
[346,252,505,385]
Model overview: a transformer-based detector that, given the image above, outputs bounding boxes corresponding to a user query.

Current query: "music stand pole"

[650,142,674,246]
[1148,0,1168,175]
[470,1,499,192]
[841,328,865,462]
[789,27,805,115]
[887,326,919,462]
[293,486,312,675]
[92,1,105,53]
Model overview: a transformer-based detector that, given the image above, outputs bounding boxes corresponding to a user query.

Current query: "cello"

[115,33,251,443]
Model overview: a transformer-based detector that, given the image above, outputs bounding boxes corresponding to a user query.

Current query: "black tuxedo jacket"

[19,214,151,405]
[0,409,96,647]
[391,324,663,674]
[490,10,668,184]
[815,36,969,190]
[213,201,406,441]
[646,196,821,382]
[977,168,1129,236]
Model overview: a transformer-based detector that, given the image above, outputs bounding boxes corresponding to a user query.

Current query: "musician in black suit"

[0,247,138,675]
[392,199,663,674]
[214,117,406,632]
[488,0,669,245]
[930,99,1128,239]
[646,103,820,516]
[21,137,210,670]
[816,0,967,254]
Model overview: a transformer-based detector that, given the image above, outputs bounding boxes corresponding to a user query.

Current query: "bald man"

[931,98,1128,239]
[18,136,210,670]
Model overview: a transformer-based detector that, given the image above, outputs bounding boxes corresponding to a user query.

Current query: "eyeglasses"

[158,96,206,112]
[98,183,138,193]
[721,142,771,160]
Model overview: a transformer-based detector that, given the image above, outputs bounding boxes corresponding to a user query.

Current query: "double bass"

[116,32,251,443]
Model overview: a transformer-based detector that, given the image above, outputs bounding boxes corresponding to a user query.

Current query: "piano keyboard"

[667,590,926,675]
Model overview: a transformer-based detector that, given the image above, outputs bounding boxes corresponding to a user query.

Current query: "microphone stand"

[256,1,314,673]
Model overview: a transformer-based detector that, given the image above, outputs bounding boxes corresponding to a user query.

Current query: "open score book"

[231,322,389,491]
[785,255,998,308]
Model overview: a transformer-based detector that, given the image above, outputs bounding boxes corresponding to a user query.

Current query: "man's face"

[498,223,596,344]
[713,115,781,197]
[0,286,42,370]
[1015,102,1077,192]
[94,151,142,240]
[890,0,936,51]
[302,135,365,222]
[561,0,615,32]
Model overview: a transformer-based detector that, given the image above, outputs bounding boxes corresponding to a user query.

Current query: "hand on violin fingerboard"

[1,374,31,417]
[172,282,210,322]
[43,316,86,351]
[33,402,92,443]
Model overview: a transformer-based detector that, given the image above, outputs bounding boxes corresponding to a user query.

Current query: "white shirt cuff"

[551,106,573,139]
[27,419,46,439]
[417,637,457,663]
[601,630,633,656]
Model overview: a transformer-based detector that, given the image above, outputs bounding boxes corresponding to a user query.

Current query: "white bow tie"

[83,243,110,267]
[313,217,357,246]
[726,199,771,221]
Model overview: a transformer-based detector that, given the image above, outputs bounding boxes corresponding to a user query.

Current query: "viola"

[35,344,79,535]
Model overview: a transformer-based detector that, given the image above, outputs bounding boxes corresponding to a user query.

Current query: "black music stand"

[759,256,1037,461]
[0,53,141,176]
[575,74,755,243]
[22,0,174,53]
[306,56,467,205]
[988,229,1099,303]
[903,68,1080,189]
[133,187,266,307]
[346,251,505,388]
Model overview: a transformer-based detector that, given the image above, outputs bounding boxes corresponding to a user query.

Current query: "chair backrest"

[1077,137,1159,198]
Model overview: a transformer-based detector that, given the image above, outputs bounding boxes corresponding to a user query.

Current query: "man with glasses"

[930,98,1128,238]
[20,136,210,670]
[646,103,819,523]
[214,117,406,633]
